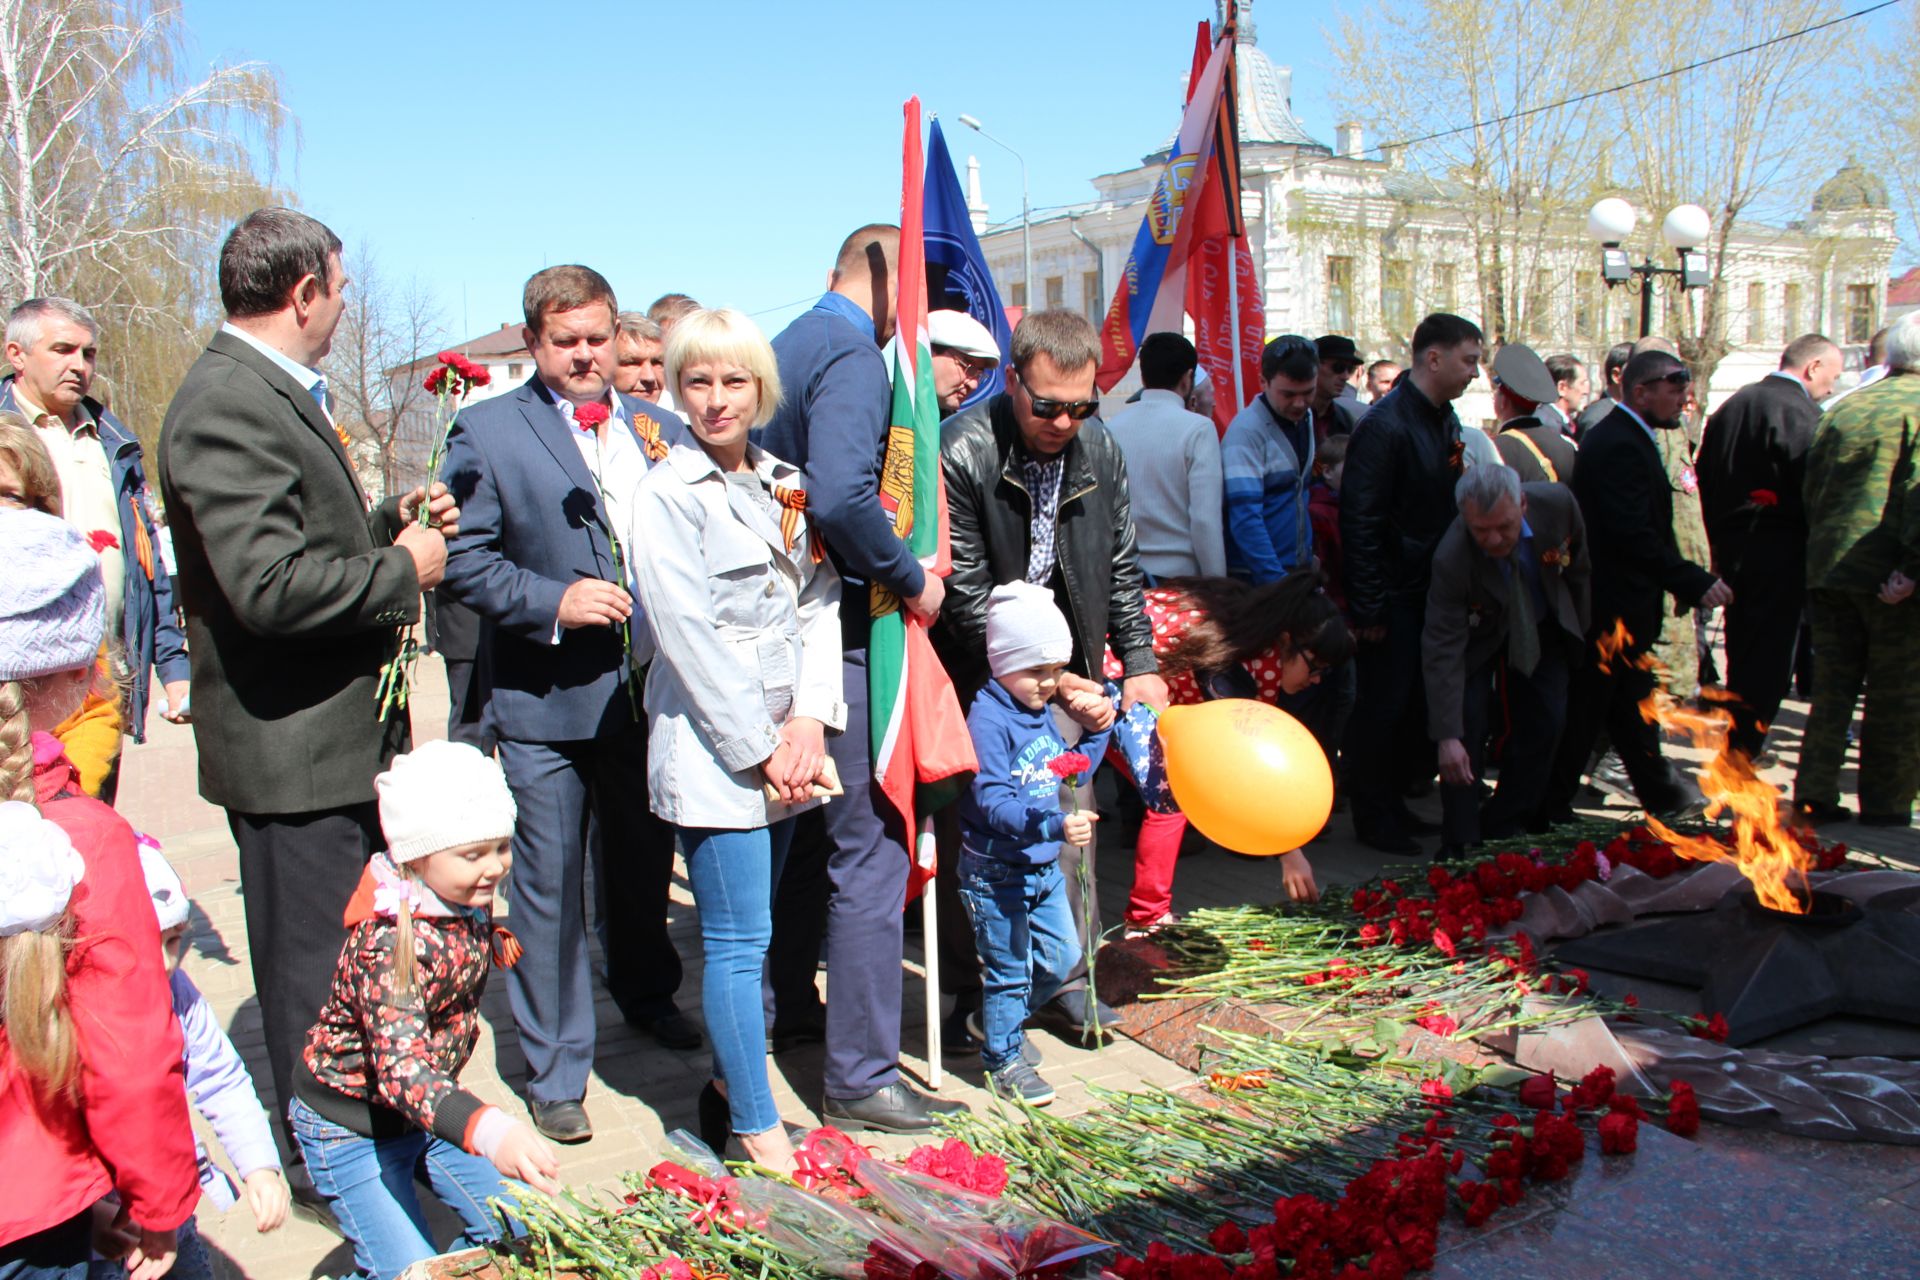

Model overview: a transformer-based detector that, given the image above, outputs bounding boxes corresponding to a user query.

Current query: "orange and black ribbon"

[490,925,524,969]
[772,485,825,563]
[635,416,670,463]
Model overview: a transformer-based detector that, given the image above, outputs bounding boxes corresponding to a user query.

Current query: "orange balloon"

[1158,699,1333,855]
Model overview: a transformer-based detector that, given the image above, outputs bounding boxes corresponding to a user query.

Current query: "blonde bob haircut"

[664,308,783,430]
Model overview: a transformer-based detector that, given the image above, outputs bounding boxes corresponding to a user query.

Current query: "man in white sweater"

[1102,333,1226,583]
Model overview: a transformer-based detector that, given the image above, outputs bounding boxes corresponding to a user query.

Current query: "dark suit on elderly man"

[1542,407,1719,821]
[441,376,686,1109]
[1424,483,1591,846]
[1696,372,1819,759]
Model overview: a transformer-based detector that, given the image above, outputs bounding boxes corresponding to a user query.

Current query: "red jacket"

[0,738,199,1247]
[1307,481,1348,614]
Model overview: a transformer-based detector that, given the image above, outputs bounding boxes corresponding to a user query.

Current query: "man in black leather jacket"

[935,308,1165,1038]
[1339,312,1484,853]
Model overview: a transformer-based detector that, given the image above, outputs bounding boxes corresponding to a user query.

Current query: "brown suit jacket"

[1422,482,1591,742]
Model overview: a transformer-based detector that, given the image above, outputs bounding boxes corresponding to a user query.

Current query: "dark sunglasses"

[1656,369,1693,387]
[1014,372,1099,420]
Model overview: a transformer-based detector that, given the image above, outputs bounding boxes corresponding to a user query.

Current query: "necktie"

[1506,556,1540,677]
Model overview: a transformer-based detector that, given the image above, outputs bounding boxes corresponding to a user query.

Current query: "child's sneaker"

[966,1011,1041,1065]
[987,1060,1056,1106]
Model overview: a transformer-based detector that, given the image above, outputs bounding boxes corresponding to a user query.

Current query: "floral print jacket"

[296,855,511,1151]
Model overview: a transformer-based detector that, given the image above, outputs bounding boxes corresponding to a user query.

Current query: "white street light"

[958,113,1031,308]
[1588,198,1714,337]
[1587,197,1637,244]
[1662,204,1712,250]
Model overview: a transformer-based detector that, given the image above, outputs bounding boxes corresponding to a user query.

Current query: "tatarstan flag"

[872,96,976,896]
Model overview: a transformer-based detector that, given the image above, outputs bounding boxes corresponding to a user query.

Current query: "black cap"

[1315,334,1362,368]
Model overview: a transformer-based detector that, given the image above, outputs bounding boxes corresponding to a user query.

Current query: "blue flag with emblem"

[923,117,1013,411]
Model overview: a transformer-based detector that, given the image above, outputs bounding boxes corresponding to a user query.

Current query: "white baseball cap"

[927,310,1001,363]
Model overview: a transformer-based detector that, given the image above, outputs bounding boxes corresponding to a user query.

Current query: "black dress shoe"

[697,1081,731,1153]
[1861,810,1914,828]
[1029,990,1122,1044]
[820,1082,968,1134]
[528,1099,594,1144]
[1354,823,1420,855]
[1794,798,1852,825]
[942,1005,982,1057]
[631,1011,704,1051]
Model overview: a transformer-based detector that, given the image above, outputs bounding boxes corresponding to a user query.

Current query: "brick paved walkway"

[111,654,1914,1277]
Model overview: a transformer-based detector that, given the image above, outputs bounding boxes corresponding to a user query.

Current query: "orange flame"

[1601,623,1812,913]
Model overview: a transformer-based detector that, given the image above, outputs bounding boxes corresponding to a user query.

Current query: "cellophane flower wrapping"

[850,1151,1115,1278]
[727,1178,954,1279]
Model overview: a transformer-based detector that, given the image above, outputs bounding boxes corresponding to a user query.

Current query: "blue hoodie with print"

[958,678,1113,866]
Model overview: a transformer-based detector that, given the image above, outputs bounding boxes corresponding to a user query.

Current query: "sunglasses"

[1656,369,1693,387]
[1014,372,1099,420]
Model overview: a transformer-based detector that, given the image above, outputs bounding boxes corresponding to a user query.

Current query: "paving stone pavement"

[109,652,1915,1278]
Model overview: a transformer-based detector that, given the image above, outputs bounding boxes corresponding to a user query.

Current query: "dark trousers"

[1346,598,1430,834]
[1721,550,1804,759]
[229,802,382,1153]
[764,647,909,1101]
[0,1211,88,1278]
[495,722,680,1102]
[1441,629,1572,845]
[933,801,980,1009]
[1543,617,1690,820]
[443,657,494,753]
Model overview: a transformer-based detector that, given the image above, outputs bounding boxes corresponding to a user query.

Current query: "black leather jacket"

[935,394,1159,692]
[1338,377,1464,627]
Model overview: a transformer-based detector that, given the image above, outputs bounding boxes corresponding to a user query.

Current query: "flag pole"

[918,816,942,1087]
[1227,239,1245,411]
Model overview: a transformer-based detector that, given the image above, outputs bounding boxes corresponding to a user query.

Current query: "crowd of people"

[1,201,1916,1280]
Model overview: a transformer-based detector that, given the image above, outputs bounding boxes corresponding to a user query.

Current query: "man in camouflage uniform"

[1794,312,1920,827]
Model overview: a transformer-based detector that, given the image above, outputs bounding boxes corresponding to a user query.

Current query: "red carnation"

[1564,1065,1615,1113]
[1666,1080,1701,1137]
[1049,750,1092,781]
[1598,1109,1639,1155]
[1693,1012,1730,1042]
[573,402,611,432]
[1749,488,1779,507]
[86,529,119,553]
[1517,1073,1556,1110]
[1208,1222,1249,1254]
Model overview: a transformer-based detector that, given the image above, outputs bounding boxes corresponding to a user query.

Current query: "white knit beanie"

[375,740,518,864]
[0,800,85,936]
[0,508,106,681]
[985,581,1074,679]
[138,837,190,932]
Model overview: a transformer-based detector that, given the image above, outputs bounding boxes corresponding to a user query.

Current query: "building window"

[1044,275,1064,310]
[1380,259,1413,339]
[1326,256,1354,335]
[507,363,525,380]
[1846,284,1877,345]
[1573,273,1600,341]
[1010,281,1027,308]
[1782,283,1803,341]
[1433,263,1457,315]
[1746,282,1767,345]
[1083,270,1103,324]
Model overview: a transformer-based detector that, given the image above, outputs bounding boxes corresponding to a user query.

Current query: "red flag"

[1182,11,1264,432]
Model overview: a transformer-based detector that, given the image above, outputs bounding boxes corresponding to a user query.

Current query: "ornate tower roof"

[1152,0,1327,160]
[1812,160,1889,214]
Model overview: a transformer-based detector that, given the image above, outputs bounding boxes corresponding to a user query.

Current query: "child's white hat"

[986,581,1073,679]
[138,836,190,931]
[376,740,517,864]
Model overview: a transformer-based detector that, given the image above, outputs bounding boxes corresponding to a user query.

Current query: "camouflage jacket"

[1804,371,1919,592]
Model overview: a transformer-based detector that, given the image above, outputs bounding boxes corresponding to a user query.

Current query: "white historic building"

[973,2,1898,422]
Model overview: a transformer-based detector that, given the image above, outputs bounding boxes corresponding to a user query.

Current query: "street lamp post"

[958,113,1031,307]
[1589,198,1713,338]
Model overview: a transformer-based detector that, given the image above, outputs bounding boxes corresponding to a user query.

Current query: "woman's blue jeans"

[957,850,1080,1070]
[680,818,794,1136]
[289,1096,516,1280]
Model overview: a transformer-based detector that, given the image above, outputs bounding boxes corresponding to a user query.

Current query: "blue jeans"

[0,1212,88,1280]
[681,819,795,1135]
[957,851,1080,1070]
[289,1097,517,1280]
[86,1215,211,1280]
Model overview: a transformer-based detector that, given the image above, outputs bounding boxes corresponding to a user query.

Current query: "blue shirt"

[1508,517,1550,621]
[958,678,1114,865]
[1221,395,1316,582]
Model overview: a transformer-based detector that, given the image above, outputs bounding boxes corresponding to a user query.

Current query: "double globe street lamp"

[1588,198,1713,338]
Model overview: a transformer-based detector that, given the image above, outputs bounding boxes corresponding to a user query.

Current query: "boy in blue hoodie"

[957,582,1114,1106]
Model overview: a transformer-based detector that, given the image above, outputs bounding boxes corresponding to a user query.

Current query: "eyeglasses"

[1014,371,1099,420]
[934,345,997,378]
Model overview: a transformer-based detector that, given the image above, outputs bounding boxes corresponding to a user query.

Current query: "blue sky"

[180,0,1348,342]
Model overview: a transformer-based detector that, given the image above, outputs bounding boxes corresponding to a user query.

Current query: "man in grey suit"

[1423,468,1590,855]
[440,265,690,1144]
[157,208,456,1165]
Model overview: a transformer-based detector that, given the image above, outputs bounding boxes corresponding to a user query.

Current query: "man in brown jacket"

[1423,468,1590,855]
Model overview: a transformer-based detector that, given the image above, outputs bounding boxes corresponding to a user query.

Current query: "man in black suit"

[157,208,456,1159]
[1491,343,1577,484]
[1541,350,1733,822]
[1424,469,1590,854]
[1696,333,1843,760]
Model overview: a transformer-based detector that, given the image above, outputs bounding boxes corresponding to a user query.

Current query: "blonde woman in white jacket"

[632,308,844,1174]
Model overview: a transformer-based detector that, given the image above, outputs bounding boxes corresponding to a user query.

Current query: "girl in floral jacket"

[292,741,559,1280]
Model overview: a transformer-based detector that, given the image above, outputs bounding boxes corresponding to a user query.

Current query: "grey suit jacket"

[1421,482,1592,742]
[157,330,420,813]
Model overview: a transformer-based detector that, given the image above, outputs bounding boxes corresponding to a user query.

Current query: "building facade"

[974,2,1898,422]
